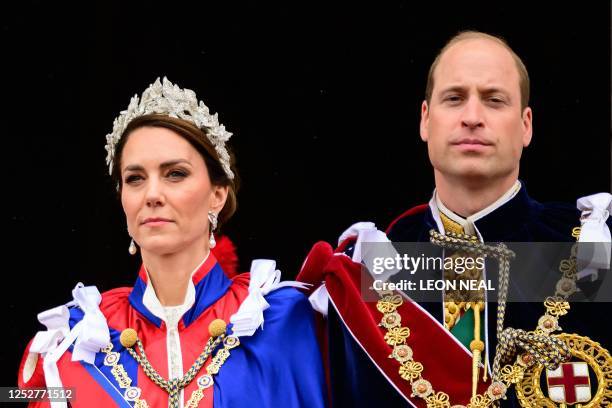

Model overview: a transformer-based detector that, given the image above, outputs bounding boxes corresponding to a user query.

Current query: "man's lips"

[451,138,493,152]
[451,138,493,146]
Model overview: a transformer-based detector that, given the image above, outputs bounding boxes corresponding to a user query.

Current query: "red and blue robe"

[19,253,328,408]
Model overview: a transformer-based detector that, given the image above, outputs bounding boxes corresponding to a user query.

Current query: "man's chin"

[439,165,509,185]
[441,165,518,187]
[444,163,492,180]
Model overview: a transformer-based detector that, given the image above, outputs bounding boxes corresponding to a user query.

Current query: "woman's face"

[120,126,228,256]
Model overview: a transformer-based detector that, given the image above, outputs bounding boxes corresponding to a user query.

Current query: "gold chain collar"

[101,319,240,408]
[374,230,581,407]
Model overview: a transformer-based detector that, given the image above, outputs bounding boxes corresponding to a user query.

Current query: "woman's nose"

[145,180,165,207]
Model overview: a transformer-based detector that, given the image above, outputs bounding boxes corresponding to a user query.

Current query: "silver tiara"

[105,77,234,179]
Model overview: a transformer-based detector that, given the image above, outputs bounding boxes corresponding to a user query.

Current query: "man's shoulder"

[384,194,611,242]
[528,195,612,241]
[531,199,582,237]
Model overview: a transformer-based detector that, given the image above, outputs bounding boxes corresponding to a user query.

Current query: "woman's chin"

[138,238,182,256]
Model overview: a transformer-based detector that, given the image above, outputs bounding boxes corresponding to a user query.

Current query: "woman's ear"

[209,185,229,214]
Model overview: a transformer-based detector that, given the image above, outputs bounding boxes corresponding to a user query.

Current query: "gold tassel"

[469,302,485,398]
[483,352,488,382]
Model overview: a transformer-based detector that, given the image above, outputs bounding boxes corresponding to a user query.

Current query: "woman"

[18,78,327,408]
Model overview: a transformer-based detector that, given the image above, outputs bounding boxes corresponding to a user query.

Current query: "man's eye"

[445,95,462,102]
[487,96,506,104]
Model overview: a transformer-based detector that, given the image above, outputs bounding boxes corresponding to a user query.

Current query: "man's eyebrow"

[438,85,467,94]
[480,87,510,95]
[123,159,192,173]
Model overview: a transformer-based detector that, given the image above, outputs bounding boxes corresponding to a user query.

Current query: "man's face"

[420,38,532,184]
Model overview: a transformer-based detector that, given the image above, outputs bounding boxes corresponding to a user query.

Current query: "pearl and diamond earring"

[128,238,137,255]
[208,211,218,248]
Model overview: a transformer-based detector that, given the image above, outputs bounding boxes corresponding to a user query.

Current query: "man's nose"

[461,97,484,129]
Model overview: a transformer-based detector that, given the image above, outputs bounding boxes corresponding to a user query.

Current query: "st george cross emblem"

[515,333,611,407]
[546,362,591,404]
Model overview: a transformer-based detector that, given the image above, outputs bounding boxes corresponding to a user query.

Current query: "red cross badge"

[546,361,591,404]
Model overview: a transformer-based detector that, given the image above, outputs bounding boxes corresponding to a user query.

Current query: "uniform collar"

[434,180,522,234]
[429,180,534,241]
[128,252,232,328]
[473,182,535,241]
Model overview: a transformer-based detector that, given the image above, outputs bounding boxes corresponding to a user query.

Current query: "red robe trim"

[298,240,491,407]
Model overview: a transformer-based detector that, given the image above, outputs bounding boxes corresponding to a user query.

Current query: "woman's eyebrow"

[123,159,192,173]
[159,159,192,169]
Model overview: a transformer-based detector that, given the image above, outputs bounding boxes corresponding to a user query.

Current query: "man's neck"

[434,173,519,218]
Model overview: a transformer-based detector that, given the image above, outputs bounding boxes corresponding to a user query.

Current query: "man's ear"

[420,100,430,142]
[521,106,533,147]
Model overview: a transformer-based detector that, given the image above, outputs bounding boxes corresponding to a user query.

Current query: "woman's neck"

[141,245,210,306]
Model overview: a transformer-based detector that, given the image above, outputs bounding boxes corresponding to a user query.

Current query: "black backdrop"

[4,1,611,387]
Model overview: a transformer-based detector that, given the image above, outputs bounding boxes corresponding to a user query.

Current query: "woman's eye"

[168,170,188,179]
[125,174,143,184]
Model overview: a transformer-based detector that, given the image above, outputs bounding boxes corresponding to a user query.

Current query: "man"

[298,31,611,407]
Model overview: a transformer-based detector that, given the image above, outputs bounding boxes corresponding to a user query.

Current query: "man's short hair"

[425,31,530,110]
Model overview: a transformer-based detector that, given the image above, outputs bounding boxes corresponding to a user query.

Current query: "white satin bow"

[230,259,310,337]
[67,284,110,363]
[338,221,400,281]
[26,283,109,408]
[576,193,612,280]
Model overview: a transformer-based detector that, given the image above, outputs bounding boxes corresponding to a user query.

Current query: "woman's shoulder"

[263,286,313,329]
[99,286,132,314]
[263,282,313,327]
[228,260,313,337]
[18,283,122,389]
[265,285,309,304]
[229,269,310,315]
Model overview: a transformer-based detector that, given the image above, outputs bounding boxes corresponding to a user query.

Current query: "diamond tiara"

[104,77,235,179]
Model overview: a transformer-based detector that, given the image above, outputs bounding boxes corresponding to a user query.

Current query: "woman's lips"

[141,218,173,226]
[144,220,171,227]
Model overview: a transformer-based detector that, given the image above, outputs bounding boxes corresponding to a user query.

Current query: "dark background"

[3,1,610,387]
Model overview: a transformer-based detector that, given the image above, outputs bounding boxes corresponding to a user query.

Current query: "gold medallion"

[515,333,611,407]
